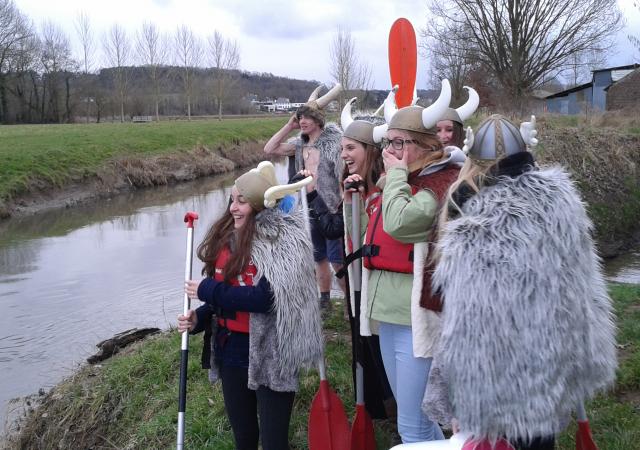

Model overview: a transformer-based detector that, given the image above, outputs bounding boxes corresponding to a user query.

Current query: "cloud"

[220,0,381,39]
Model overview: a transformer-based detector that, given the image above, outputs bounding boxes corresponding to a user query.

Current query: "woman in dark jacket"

[179,161,322,450]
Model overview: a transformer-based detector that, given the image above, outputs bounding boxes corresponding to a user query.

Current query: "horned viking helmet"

[462,114,539,161]
[340,92,393,147]
[385,79,452,135]
[296,84,343,127]
[438,86,480,125]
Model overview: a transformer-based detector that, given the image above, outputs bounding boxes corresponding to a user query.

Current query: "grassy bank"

[2,113,639,253]
[0,118,285,215]
[5,284,640,449]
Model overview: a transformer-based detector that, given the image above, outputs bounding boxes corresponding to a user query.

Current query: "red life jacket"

[214,246,257,333]
[362,166,460,274]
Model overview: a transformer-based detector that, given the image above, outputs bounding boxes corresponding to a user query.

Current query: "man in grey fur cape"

[264,84,346,312]
[426,115,617,450]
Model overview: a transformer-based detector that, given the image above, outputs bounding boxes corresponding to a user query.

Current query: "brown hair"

[341,142,384,194]
[197,205,257,282]
[450,121,464,148]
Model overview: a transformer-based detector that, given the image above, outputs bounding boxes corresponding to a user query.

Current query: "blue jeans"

[378,321,444,443]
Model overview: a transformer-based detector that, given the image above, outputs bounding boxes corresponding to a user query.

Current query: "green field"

[6,284,640,449]
[0,118,286,202]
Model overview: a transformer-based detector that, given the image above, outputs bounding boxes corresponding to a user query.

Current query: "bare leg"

[316,259,332,293]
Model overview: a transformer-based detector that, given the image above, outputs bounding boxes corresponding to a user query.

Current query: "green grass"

[0,118,285,202]
[556,283,640,450]
[8,286,640,449]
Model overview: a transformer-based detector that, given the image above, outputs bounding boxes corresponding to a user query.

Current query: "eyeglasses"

[381,137,418,150]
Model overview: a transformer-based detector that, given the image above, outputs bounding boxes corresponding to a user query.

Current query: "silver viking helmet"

[341,96,390,146]
[464,114,539,161]
[386,79,452,135]
[439,86,480,126]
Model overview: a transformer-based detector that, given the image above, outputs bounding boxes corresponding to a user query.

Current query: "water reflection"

[605,252,640,284]
[0,160,289,428]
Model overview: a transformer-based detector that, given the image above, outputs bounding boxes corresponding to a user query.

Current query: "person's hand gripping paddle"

[176,211,198,450]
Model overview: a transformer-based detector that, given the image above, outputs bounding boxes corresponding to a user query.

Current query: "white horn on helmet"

[307,85,322,103]
[384,85,399,123]
[341,97,357,130]
[456,86,479,122]
[315,83,343,109]
[372,123,388,144]
[422,79,452,130]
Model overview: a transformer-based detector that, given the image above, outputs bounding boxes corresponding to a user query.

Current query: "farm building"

[545,64,639,114]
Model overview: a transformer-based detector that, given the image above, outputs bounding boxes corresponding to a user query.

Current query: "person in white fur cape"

[425,115,617,450]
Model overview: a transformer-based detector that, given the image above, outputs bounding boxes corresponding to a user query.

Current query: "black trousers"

[512,435,555,450]
[220,365,295,450]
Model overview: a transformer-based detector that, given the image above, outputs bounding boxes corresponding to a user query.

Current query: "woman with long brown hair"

[178,162,322,450]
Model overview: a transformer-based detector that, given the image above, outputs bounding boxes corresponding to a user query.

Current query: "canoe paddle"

[299,180,350,450]
[177,211,198,450]
[388,18,417,108]
[349,192,376,450]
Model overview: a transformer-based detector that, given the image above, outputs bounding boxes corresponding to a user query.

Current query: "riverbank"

[0,118,285,219]
[1,115,639,255]
[4,284,639,449]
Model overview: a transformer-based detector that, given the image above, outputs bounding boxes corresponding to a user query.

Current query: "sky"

[12,0,640,90]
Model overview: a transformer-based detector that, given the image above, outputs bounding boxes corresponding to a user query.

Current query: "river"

[0,161,289,431]
[0,159,638,431]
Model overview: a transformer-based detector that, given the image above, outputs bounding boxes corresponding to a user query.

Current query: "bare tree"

[174,25,202,120]
[40,20,76,123]
[420,26,480,105]
[136,22,167,121]
[329,26,372,108]
[103,23,130,122]
[425,0,622,110]
[565,48,607,87]
[0,0,32,123]
[207,30,240,120]
[74,11,94,123]
[629,1,640,57]
[6,31,39,122]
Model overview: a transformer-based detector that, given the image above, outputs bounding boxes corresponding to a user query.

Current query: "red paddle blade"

[389,18,417,108]
[576,420,599,450]
[308,380,351,450]
[350,404,376,450]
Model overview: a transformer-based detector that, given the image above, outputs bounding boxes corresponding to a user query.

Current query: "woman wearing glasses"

[346,80,466,444]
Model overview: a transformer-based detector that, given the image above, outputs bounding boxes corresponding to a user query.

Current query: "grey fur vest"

[433,166,617,441]
[294,123,343,213]
[240,207,322,392]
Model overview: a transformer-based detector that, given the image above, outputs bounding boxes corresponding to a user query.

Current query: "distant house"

[545,64,639,114]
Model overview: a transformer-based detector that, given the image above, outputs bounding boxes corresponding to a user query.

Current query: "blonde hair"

[436,158,492,249]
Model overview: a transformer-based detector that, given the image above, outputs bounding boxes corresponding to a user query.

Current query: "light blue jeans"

[378,321,445,444]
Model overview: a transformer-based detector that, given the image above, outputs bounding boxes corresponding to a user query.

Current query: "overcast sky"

[13,0,640,90]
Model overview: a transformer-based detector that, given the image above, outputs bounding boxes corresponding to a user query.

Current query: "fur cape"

[433,166,617,441]
[294,123,343,213]
[246,206,323,392]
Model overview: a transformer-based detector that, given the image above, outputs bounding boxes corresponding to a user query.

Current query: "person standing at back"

[264,84,345,314]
